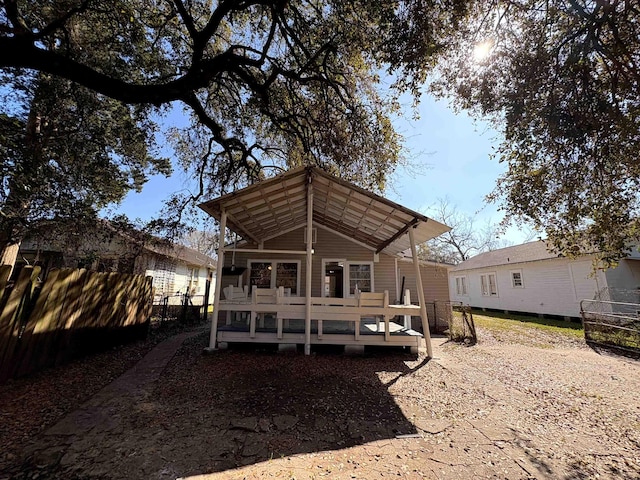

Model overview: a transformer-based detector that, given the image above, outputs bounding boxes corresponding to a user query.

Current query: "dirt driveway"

[2,322,639,479]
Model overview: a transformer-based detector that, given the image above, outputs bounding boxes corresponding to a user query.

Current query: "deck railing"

[219,287,421,342]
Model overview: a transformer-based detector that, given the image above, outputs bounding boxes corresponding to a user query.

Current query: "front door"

[323,260,345,298]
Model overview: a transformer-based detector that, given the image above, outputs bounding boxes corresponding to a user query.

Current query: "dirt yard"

[1,317,639,480]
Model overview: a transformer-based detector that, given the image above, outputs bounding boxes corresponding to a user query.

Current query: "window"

[511,270,524,288]
[187,267,200,294]
[249,262,272,289]
[455,276,467,295]
[348,262,373,295]
[480,273,498,296]
[276,262,298,294]
[249,260,300,294]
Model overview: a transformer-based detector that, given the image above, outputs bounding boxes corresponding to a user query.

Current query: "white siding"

[449,257,607,318]
[602,259,640,303]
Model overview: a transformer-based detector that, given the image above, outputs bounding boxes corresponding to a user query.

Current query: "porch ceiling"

[198,166,450,255]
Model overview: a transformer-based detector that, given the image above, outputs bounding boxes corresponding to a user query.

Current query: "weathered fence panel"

[581,299,640,355]
[0,268,154,382]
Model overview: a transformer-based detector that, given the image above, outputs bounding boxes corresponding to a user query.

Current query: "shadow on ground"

[13,332,427,479]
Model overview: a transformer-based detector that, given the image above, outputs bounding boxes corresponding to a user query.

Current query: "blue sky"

[112,92,531,245]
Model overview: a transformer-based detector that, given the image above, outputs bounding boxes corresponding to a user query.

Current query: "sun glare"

[472,40,493,62]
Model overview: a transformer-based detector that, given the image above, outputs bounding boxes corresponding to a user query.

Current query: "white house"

[18,226,217,307]
[449,240,640,319]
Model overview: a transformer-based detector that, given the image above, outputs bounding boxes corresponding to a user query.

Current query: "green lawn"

[470,309,584,340]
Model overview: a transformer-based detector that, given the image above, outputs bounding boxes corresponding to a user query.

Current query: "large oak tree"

[3,1,639,267]
[431,0,640,265]
[0,72,169,268]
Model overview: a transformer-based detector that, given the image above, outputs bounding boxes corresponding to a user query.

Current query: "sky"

[112,92,532,245]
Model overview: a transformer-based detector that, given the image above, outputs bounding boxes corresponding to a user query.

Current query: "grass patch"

[471,309,584,340]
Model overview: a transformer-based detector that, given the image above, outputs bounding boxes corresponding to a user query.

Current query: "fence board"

[13,269,61,377]
[1,267,154,382]
[0,267,41,380]
[0,265,12,310]
[54,269,88,364]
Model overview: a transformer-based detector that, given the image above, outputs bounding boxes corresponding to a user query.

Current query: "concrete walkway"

[24,330,203,472]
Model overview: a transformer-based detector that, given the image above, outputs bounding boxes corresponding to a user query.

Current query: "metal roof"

[198,166,450,256]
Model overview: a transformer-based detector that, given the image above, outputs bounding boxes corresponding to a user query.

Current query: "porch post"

[304,177,314,355]
[408,224,433,357]
[208,209,227,350]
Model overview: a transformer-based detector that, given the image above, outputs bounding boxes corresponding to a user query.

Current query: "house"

[17,224,217,307]
[198,166,451,356]
[448,240,640,319]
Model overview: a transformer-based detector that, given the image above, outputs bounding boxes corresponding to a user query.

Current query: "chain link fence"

[580,299,640,355]
[449,304,477,345]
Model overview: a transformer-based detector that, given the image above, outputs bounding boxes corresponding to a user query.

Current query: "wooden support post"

[277,315,283,339]
[207,210,227,350]
[403,289,411,329]
[384,315,390,342]
[250,311,256,338]
[408,225,433,357]
[304,178,314,355]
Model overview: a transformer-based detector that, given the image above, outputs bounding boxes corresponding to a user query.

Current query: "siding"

[449,257,606,318]
[397,259,450,303]
[222,225,397,297]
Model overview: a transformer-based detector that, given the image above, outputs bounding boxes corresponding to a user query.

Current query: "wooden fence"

[0,266,153,382]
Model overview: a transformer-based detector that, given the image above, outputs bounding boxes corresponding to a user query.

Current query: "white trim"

[247,258,301,295]
[394,257,399,302]
[226,248,306,255]
[480,272,498,297]
[321,258,347,298]
[346,261,375,297]
[454,275,468,296]
[510,269,524,288]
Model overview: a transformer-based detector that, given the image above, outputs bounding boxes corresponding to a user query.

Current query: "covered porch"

[199,166,450,356]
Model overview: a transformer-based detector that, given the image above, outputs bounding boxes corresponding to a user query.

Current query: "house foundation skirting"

[216,329,423,349]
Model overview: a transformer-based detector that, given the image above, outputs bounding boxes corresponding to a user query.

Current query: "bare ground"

[1,320,639,480]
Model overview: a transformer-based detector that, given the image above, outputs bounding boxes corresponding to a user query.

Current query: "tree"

[419,198,510,264]
[0,0,469,233]
[0,72,170,268]
[430,1,640,265]
[178,229,218,258]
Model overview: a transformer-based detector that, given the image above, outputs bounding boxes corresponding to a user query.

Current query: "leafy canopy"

[0,0,466,214]
[3,1,638,264]
[431,0,640,265]
[0,72,169,248]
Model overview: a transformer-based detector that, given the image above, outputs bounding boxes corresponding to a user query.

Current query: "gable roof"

[199,166,450,256]
[145,242,215,268]
[451,240,560,271]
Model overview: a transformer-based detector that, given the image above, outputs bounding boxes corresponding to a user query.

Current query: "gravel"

[1,319,639,479]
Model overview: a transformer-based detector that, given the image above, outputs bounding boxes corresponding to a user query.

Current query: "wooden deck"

[215,292,424,351]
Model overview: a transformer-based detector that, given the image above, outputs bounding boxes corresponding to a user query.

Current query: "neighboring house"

[18,225,217,306]
[199,166,451,356]
[449,240,640,319]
